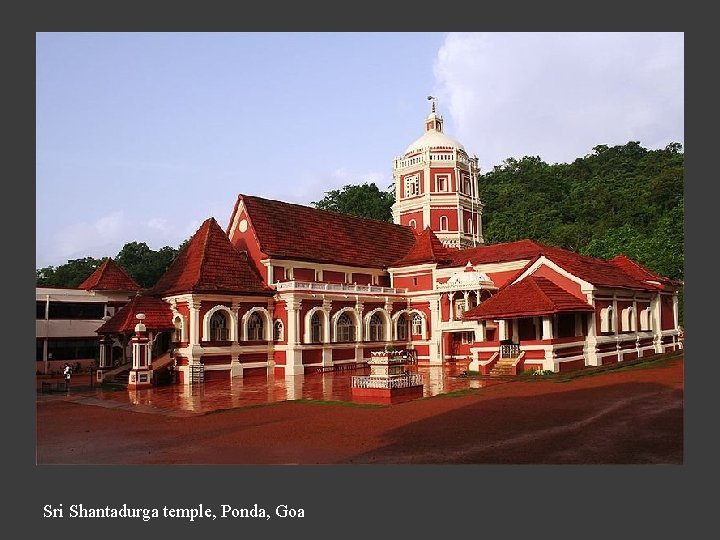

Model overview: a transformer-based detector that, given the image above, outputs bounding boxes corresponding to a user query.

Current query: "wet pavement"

[37,362,510,416]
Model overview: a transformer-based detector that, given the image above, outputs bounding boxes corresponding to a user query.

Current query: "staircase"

[489,356,518,377]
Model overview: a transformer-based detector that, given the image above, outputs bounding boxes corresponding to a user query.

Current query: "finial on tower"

[427,95,437,114]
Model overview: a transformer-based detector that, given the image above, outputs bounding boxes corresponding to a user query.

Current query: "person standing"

[63,363,72,390]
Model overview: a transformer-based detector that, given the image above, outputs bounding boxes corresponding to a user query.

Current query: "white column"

[285,299,304,376]
[474,320,486,342]
[429,297,442,364]
[189,299,201,346]
[498,320,508,341]
[542,316,554,340]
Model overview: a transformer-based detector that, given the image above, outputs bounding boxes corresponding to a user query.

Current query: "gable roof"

[392,227,451,266]
[230,195,417,268]
[445,239,664,291]
[609,254,683,289]
[463,276,595,320]
[148,217,273,297]
[77,257,141,292]
[96,294,174,334]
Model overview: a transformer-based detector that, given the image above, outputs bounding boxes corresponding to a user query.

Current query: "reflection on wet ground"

[39,363,509,415]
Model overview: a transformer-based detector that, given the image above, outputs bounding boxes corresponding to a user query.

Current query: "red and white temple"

[96,102,684,386]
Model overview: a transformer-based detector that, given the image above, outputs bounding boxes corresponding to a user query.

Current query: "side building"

[36,258,141,374]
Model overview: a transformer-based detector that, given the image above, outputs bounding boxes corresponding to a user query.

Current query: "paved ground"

[36,353,683,464]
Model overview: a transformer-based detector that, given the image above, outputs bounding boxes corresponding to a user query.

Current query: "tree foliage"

[479,141,684,282]
[37,242,182,289]
[312,182,395,222]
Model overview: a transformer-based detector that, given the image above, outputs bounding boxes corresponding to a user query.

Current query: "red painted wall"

[487,269,524,288]
[273,266,286,283]
[324,270,345,284]
[400,210,423,230]
[394,273,433,291]
[351,273,372,285]
[229,209,270,287]
[661,295,675,330]
[332,348,355,361]
[302,349,322,364]
[430,208,458,232]
[294,267,315,281]
[240,353,267,364]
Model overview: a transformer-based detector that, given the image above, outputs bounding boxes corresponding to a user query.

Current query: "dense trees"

[479,141,684,282]
[312,182,394,222]
[36,242,182,289]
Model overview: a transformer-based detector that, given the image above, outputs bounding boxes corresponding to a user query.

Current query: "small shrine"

[351,349,424,404]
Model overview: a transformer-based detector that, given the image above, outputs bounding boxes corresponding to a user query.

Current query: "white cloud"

[434,32,684,171]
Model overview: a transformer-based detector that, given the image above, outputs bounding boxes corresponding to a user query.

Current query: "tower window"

[439,215,449,231]
[404,175,420,197]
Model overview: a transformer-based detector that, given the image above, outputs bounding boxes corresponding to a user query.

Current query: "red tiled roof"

[148,217,273,297]
[609,254,683,289]
[393,227,451,266]
[443,239,544,267]
[463,276,595,320]
[97,295,174,334]
[232,195,417,268]
[77,257,141,292]
[444,239,664,291]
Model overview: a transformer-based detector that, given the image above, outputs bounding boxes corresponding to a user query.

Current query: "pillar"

[96,335,113,383]
[127,314,153,389]
[285,299,304,376]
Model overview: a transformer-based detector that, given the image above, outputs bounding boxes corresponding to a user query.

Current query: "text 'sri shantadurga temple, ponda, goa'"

[86,101,683,388]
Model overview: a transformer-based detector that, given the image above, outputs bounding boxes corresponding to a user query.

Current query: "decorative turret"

[392,97,484,249]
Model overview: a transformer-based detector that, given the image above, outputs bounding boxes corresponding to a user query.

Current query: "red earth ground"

[36,353,683,465]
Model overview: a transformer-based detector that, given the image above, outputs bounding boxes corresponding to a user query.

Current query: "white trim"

[241,307,272,341]
[304,306,329,344]
[363,308,391,342]
[202,305,237,342]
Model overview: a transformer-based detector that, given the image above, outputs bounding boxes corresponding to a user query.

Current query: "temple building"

[93,103,683,386]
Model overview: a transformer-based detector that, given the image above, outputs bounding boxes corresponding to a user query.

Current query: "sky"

[36,32,684,269]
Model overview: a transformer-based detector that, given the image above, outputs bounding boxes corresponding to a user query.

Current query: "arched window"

[273,320,284,341]
[408,219,417,230]
[311,312,323,343]
[439,215,448,231]
[248,312,264,340]
[467,218,473,234]
[411,313,423,335]
[368,313,383,342]
[397,313,409,341]
[336,313,355,342]
[210,311,229,341]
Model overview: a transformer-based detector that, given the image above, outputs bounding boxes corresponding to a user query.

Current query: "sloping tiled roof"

[463,276,595,320]
[77,257,141,292]
[232,195,417,268]
[148,217,273,297]
[96,295,174,334]
[445,239,663,291]
[609,254,683,289]
[443,239,544,267]
[392,227,452,266]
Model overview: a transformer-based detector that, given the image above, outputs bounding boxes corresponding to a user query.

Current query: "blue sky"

[36,32,684,269]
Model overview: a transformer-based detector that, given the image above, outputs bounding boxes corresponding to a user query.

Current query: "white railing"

[351,373,423,389]
[274,281,406,295]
